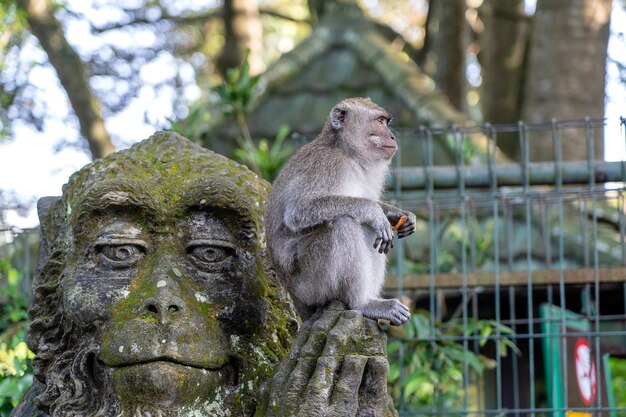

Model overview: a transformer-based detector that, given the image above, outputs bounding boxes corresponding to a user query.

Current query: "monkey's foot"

[361,298,410,326]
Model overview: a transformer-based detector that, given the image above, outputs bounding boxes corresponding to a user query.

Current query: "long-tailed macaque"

[266,97,416,325]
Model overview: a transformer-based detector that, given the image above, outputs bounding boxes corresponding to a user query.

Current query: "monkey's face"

[332,97,397,162]
[63,208,266,414]
[367,112,397,161]
[28,132,296,417]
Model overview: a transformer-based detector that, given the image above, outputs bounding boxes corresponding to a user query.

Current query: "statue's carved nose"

[143,296,186,320]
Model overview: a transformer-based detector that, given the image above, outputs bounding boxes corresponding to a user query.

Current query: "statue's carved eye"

[186,240,234,269]
[190,246,228,263]
[97,242,146,268]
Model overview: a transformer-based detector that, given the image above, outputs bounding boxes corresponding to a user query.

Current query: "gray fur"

[266,98,416,326]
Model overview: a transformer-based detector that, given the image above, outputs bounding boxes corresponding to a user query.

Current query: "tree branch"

[91,9,223,33]
[371,20,421,65]
[259,8,311,24]
[17,0,115,159]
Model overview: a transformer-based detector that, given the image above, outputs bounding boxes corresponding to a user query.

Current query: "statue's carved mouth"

[111,356,231,371]
[108,356,240,387]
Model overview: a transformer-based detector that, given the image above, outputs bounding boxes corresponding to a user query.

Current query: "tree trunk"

[520,0,612,161]
[480,0,528,124]
[479,0,529,160]
[217,0,263,77]
[17,0,115,160]
[422,0,466,111]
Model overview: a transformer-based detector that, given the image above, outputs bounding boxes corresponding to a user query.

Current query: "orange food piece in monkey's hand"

[392,215,408,231]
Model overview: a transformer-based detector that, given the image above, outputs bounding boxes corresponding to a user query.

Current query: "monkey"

[265,97,416,326]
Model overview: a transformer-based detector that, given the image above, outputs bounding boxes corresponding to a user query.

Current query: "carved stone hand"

[257,301,398,417]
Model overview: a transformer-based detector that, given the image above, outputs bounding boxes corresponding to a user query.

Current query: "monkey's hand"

[369,207,394,254]
[383,206,416,239]
[257,302,398,417]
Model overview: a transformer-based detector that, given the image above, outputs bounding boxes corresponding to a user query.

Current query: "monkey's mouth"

[107,356,240,387]
[108,356,240,401]
[110,356,232,371]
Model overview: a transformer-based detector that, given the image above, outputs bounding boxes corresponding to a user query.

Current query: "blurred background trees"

[15,0,115,159]
[0,0,622,165]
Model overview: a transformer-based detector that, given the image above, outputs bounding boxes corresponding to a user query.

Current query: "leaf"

[499,338,521,356]
[13,373,33,404]
[388,362,400,382]
[465,351,485,374]
[239,55,250,90]
[226,67,240,86]
[479,325,493,347]
[12,342,30,361]
[404,373,433,399]
[478,354,497,370]
[7,267,19,286]
[447,367,463,382]
[12,356,22,375]
[387,339,400,351]
[270,125,291,159]
[412,312,432,339]
[0,378,17,397]
[9,309,27,323]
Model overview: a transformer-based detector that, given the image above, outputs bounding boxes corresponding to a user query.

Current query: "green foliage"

[214,56,259,123]
[387,310,519,412]
[215,53,293,181]
[0,257,33,416]
[169,51,294,181]
[609,357,626,410]
[406,218,495,275]
[232,124,293,182]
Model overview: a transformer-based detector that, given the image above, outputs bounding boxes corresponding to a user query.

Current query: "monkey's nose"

[143,296,186,320]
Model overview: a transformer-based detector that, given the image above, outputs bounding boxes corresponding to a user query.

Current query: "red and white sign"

[574,338,597,405]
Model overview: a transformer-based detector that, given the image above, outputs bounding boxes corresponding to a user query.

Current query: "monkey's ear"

[330,106,347,131]
[37,196,61,263]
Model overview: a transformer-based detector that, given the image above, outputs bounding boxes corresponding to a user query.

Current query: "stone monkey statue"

[266,97,416,326]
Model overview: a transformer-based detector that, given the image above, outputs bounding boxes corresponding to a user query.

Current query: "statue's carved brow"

[179,180,248,213]
[75,187,159,219]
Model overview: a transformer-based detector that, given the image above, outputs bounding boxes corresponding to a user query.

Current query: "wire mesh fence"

[385,117,626,416]
[2,118,626,416]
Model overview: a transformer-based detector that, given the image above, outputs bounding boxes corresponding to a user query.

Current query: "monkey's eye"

[96,241,146,268]
[190,246,228,263]
[186,240,235,269]
[377,116,388,125]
